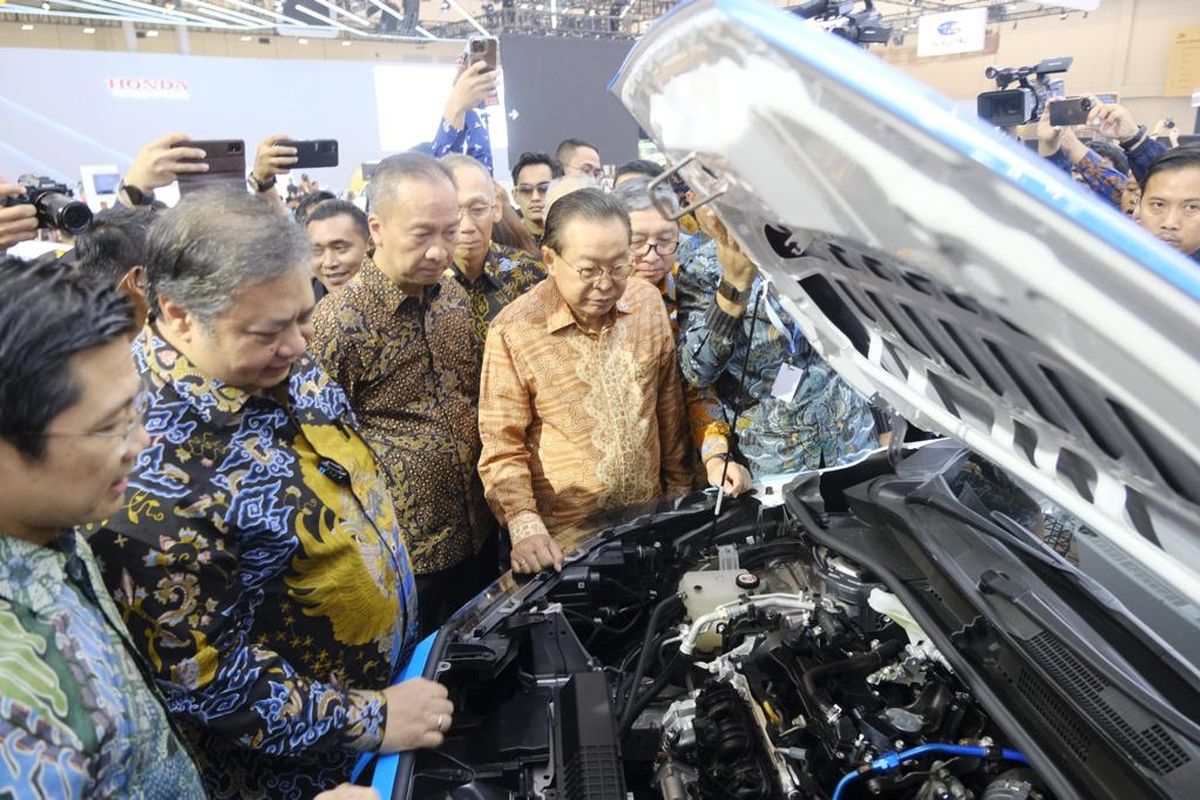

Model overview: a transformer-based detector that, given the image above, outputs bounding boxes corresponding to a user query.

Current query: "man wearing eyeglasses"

[510,152,563,246]
[442,154,546,349]
[556,138,602,181]
[478,188,691,575]
[612,177,753,499]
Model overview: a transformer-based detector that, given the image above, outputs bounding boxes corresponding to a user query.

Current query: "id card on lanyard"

[764,288,806,403]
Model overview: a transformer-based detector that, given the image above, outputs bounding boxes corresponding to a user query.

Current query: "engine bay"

[409,447,1077,800]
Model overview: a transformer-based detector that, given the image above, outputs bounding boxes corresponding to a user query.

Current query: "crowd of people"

[0,53,1197,800]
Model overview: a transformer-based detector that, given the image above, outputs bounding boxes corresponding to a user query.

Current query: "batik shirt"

[479,278,692,536]
[448,242,546,349]
[1048,148,1127,209]
[88,330,420,800]
[431,109,494,174]
[677,239,879,475]
[311,259,491,574]
[0,532,205,799]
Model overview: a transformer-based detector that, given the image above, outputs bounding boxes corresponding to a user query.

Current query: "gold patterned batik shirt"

[88,329,419,800]
[478,277,692,536]
[311,258,492,574]
[449,241,546,349]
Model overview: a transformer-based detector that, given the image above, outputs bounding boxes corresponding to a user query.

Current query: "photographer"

[0,176,39,252]
[1037,115,1127,210]
[432,60,499,174]
[116,132,211,208]
[1086,99,1169,186]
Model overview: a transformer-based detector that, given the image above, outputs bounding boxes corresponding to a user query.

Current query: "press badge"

[770,363,803,402]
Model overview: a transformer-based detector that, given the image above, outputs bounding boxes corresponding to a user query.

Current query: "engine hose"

[829,743,1029,800]
[618,654,680,737]
[800,639,904,718]
[620,594,683,717]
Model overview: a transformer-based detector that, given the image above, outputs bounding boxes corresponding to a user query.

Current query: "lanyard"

[761,285,805,360]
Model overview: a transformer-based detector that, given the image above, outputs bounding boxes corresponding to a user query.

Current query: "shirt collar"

[139,327,257,426]
[0,532,75,616]
[448,248,503,292]
[360,257,442,313]
[545,277,632,334]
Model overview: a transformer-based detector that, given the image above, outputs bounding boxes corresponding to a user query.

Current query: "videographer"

[1037,115,1127,210]
[0,176,39,252]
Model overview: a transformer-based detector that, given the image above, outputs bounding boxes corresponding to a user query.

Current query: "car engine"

[414,489,1053,800]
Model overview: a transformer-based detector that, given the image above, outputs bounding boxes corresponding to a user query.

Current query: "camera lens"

[37,193,93,235]
[471,40,485,51]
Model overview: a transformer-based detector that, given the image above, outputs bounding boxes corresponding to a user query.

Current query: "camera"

[2,175,93,235]
[977,57,1073,127]
[791,0,892,47]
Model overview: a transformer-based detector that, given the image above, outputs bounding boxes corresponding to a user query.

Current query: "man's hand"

[379,678,454,753]
[508,511,562,573]
[315,786,380,800]
[444,61,499,128]
[0,179,39,251]
[253,134,299,185]
[1036,114,1063,157]
[1087,100,1139,142]
[123,133,209,194]
[1150,119,1180,148]
[705,456,752,498]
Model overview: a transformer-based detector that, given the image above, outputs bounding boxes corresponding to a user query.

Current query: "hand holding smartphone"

[466,36,500,107]
[172,139,246,196]
[1047,96,1093,128]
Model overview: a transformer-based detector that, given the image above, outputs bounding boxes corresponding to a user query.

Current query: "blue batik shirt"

[89,329,420,800]
[676,239,879,475]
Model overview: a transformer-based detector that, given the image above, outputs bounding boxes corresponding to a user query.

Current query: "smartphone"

[173,139,246,196]
[278,139,339,170]
[467,36,498,71]
[1048,97,1093,127]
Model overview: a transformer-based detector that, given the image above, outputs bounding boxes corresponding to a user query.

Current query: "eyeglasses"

[29,390,150,450]
[460,202,494,222]
[631,240,680,259]
[554,252,633,284]
[514,182,551,200]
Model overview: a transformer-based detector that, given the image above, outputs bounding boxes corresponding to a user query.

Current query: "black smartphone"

[467,36,498,71]
[278,139,339,170]
[1048,97,1093,127]
[173,139,246,196]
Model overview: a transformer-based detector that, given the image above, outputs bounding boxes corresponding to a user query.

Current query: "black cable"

[710,286,764,528]
[618,653,680,737]
[618,594,683,717]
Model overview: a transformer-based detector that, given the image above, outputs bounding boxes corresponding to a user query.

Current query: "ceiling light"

[298,37,309,44]
[21,24,34,30]
[240,34,253,41]
[146,29,160,37]
[41,2,50,9]
[439,0,450,9]
[341,39,351,46]
[83,26,96,33]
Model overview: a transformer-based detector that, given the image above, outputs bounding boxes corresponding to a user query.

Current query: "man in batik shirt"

[611,177,753,497]
[0,256,205,798]
[677,207,879,476]
[479,189,692,575]
[311,154,493,636]
[442,154,545,349]
[88,188,453,800]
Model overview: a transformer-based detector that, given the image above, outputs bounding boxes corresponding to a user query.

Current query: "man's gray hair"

[440,153,491,186]
[610,175,681,219]
[143,186,312,325]
[369,152,457,213]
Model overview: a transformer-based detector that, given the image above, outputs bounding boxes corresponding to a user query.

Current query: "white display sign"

[917,7,988,58]
[106,77,190,100]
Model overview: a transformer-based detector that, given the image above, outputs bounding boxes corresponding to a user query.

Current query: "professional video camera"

[790,0,892,47]
[2,175,93,235]
[976,56,1073,127]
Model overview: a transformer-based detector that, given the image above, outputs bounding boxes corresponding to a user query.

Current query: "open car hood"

[611,0,1200,607]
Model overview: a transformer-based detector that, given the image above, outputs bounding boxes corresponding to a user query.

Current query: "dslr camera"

[977,56,1073,127]
[2,175,93,235]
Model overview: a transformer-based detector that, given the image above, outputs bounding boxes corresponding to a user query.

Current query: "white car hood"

[612,0,1200,609]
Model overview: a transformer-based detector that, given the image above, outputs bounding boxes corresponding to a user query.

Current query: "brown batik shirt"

[448,242,546,349]
[311,257,492,574]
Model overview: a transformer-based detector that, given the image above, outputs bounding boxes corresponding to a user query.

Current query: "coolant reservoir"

[681,570,744,620]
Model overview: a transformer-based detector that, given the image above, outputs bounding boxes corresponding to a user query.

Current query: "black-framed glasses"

[631,240,681,259]
[554,252,633,284]
[514,182,551,199]
[26,390,150,450]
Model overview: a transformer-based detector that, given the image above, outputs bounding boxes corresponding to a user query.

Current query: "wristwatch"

[247,173,277,192]
[119,182,154,207]
[1119,125,1148,150]
[717,277,749,303]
